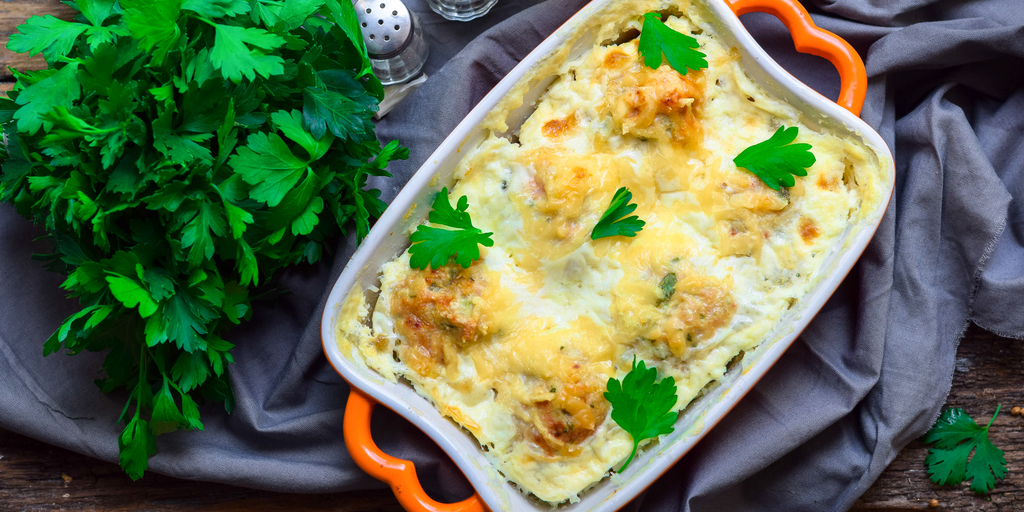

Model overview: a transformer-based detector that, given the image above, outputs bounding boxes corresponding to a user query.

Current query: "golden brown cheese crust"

[604,45,704,143]
[390,265,489,379]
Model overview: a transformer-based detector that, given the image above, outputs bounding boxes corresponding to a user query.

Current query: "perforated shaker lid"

[353,0,413,59]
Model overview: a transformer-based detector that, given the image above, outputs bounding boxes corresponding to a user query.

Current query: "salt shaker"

[354,0,429,86]
[425,0,498,21]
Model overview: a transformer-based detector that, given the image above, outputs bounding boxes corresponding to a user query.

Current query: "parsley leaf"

[6,16,87,63]
[13,63,81,136]
[591,187,645,240]
[637,13,708,76]
[208,24,286,83]
[302,86,377,141]
[229,132,309,207]
[121,0,181,65]
[275,0,328,31]
[119,416,156,480]
[181,0,251,19]
[271,109,333,160]
[923,406,1007,494]
[180,202,228,268]
[604,357,678,473]
[733,126,816,190]
[107,274,159,318]
[408,188,494,270]
[2,0,400,481]
[76,0,120,27]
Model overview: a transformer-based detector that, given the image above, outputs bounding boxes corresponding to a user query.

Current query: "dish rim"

[320,0,895,510]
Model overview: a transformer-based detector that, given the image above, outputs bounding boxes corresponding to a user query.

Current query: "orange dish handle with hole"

[725,0,867,116]
[344,390,487,512]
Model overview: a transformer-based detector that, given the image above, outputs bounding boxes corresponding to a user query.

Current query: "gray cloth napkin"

[2,0,1023,510]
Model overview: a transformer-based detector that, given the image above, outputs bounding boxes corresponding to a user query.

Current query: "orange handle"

[344,390,488,512]
[725,0,867,116]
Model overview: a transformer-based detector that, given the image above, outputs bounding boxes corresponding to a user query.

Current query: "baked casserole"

[336,0,888,503]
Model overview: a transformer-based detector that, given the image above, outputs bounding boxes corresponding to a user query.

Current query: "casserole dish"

[321,0,894,510]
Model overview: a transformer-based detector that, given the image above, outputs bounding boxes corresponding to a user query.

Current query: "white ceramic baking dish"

[320,0,894,510]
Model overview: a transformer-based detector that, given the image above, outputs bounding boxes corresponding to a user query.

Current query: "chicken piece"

[602,46,704,143]
[528,368,610,456]
[390,264,488,378]
[649,271,737,359]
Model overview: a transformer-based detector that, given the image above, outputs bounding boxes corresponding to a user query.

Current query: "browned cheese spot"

[542,112,578,139]
[800,217,821,242]
[817,174,839,191]
[603,49,630,68]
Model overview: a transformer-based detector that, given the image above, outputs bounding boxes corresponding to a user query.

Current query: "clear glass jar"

[424,0,498,21]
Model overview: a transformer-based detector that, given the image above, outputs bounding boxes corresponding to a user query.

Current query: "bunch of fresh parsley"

[0,0,406,479]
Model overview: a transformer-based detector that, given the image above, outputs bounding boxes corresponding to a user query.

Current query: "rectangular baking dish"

[320,0,895,510]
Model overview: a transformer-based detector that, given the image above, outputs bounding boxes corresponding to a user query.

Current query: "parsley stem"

[987,405,1002,429]
[618,442,640,473]
[132,344,146,422]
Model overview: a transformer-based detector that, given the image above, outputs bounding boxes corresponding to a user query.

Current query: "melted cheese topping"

[338,2,887,504]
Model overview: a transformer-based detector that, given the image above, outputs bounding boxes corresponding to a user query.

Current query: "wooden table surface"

[1,1,1020,510]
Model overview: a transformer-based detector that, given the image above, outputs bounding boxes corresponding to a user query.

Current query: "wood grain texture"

[0,0,77,81]
[0,427,404,512]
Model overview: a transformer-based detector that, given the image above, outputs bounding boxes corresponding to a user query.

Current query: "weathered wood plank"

[852,325,1024,511]
[0,428,404,511]
[0,0,78,80]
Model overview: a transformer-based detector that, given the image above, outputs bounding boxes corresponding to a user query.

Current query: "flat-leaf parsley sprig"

[591,187,645,240]
[604,357,679,472]
[923,406,1007,494]
[409,188,494,270]
[733,126,816,190]
[0,0,406,480]
[637,12,708,76]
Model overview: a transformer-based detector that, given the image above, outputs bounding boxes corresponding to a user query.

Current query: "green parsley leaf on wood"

[733,126,816,190]
[591,187,645,240]
[637,13,708,76]
[604,357,679,473]
[923,406,1007,494]
[6,15,87,62]
[409,188,494,270]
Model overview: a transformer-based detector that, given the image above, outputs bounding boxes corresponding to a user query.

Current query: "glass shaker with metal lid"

[353,0,428,86]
